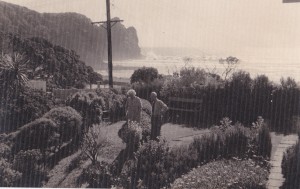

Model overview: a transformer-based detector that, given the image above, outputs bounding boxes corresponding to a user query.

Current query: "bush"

[141,99,152,116]
[132,78,164,100]
[66,152,87,173]
[124,139,173,189]
[171,159,269,189]
[191,117,272,163]
[95,89,126,122]
[0,88,54,132]
[43,106,82,145]
[80,161,115,188]
[192,121,249,163]
[119,118,272,189]
[0,158,22,187]
[130,67,160,84]
[0,143,11,160]
[13,149,48,187]
[12,118,59,154]
[140,111,151,143]
[253,117,272,159]
[281,141,300,189]
[66,91,105,130]
[168,145,198,179]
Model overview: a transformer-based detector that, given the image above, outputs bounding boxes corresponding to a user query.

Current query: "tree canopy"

[1,33,102,89]
[130,67,160,84]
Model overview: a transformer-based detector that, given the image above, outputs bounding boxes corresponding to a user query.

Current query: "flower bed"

[172,159,269,189]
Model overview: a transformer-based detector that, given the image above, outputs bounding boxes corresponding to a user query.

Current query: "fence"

[52,89,96,100]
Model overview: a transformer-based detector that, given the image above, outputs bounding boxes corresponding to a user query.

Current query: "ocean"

[98,47,300,84]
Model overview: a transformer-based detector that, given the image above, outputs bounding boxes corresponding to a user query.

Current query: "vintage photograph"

[0,0,300,188]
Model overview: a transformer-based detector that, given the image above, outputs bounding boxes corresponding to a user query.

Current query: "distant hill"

[0,1,141,68]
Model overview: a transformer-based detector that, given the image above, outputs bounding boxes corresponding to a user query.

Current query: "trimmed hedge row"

[281,140,300,189]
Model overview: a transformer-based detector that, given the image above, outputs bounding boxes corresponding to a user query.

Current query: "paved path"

[267,133,298,189]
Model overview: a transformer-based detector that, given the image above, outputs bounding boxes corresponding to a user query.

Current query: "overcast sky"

[3,0,300,56]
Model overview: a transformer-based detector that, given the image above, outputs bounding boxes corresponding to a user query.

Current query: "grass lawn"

[43,121,210,187]
[161,123,210,148]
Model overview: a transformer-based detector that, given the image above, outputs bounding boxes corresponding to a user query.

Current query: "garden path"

[267,133,298,189]
[161,123,210,148]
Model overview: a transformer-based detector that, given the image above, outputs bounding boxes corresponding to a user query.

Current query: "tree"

[219,56,239,81]
[2,34,102,89]
[130,67,160,84]
[280,77,297,89]
[87,67,102,89]
[0,53,29,95]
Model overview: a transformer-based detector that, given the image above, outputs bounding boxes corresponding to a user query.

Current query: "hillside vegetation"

[0,1,141,68]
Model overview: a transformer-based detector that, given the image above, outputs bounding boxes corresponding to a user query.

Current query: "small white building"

[27,80,47,92]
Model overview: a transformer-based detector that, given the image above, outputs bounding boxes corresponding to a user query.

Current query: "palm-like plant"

[0,53,29,95]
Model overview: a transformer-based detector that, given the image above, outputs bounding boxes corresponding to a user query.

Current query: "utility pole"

[92,0,123,88]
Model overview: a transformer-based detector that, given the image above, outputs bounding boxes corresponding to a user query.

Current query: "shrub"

[95,89,126,122]
[0,87,54,132]
[0,158,22,187]
[43,106,82,145]
[281,141,300,189]
[192,122,249,163]
[109,94,126,122]
[140,111,151,143]
[118,110,151,146]
[80,161,115,188]
[132,78,164,100]
[253,117,272,159]
[130,67,160,84]
[0,143,11,160]
[168,145,198,179]
[66,91,105,130]
[12,118,59,154]
[13,149,48,187]
[191,117,272,163]
[119,118,272,189]
[141,98,152,116]
[171,159,269,189]
[66,152,87,173]
[81,124,110,165]
[124,139,173,189]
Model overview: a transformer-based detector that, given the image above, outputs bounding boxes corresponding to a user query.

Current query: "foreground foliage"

[116,117,271,189]
[0,87,54,133]
[281,140,300,189]
[172,159,268,189]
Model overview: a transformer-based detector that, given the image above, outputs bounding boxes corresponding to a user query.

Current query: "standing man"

[150,92,168,140]
[125,89,142,123]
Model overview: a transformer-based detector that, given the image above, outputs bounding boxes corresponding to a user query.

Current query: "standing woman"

[125,89,142,123]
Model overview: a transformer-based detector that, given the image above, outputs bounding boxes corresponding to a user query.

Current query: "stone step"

[268,172,284,180]
[267,134,298,189]
[267,179,284,187]
[270,166,282,173]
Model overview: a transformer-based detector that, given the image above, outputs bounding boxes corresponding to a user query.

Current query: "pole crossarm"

[91,20,123,29]
[91,20,124,25]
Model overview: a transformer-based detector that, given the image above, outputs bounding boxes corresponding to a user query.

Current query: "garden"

[0,48,299,188]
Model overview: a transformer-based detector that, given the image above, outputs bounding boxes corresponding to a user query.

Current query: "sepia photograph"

[0,0,300,188]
